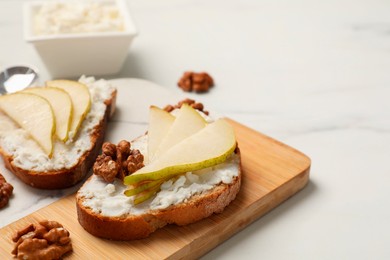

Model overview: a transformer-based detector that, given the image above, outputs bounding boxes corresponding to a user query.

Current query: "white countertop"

[1,0,390,259]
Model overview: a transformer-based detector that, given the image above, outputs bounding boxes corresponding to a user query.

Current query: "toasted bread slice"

[0,76,117,189]
[76,135,241,240]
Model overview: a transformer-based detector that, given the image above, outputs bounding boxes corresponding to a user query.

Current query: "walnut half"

[0,173,13,209]
[12,220,72,260]
[164,98,209,115]
[178,71,214,93]
[93,140,144,183]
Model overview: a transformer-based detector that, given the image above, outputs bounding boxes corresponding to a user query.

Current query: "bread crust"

[76,149,241,240]
[0,90,117,190]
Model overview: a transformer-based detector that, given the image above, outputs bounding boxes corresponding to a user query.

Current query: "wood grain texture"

[0,119,310,259]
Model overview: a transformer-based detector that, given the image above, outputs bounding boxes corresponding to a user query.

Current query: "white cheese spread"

[33,1,125,36]
[0,75,115,172]
[78,135,240,216]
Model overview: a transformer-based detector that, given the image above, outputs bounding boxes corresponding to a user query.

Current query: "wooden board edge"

[225,118,312,166]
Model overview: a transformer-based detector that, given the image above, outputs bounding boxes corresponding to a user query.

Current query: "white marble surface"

[1,0,390,259]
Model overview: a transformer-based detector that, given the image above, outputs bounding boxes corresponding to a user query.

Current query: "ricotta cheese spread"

[33,1,125,36]
[78,135,240,216]
[0,75,115,171]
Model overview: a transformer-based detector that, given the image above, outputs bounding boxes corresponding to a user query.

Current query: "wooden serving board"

[0,119,310,259]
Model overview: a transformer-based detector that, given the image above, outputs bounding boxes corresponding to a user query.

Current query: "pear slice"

[23,87,72,142]
[0,93,55,156]
[124,178,165,197]
[124,119,236,185]
[133,184,161,205]
[46,80,91,140]
[147,106,175,162]
[152,104,207,160]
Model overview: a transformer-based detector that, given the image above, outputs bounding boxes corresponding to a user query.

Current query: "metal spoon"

[0,65,39,95]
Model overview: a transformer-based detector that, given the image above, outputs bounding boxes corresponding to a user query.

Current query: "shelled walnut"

[164,98,209,115]
[93,140,144,183]
[0,173,13,209]
[12,220,72,260]
[177,71,214,93]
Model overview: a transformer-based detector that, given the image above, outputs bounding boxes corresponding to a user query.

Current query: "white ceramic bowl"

[23,0,138,78]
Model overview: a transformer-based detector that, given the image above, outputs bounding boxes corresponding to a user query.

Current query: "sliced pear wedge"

[124,178,166,197]
[152,104,207,160]
[0,93,55,157]
[147,106,175,162]
[23,87,73,142]
[124,119,236,185]
[46,80,91,140]
[133,184,162,205]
